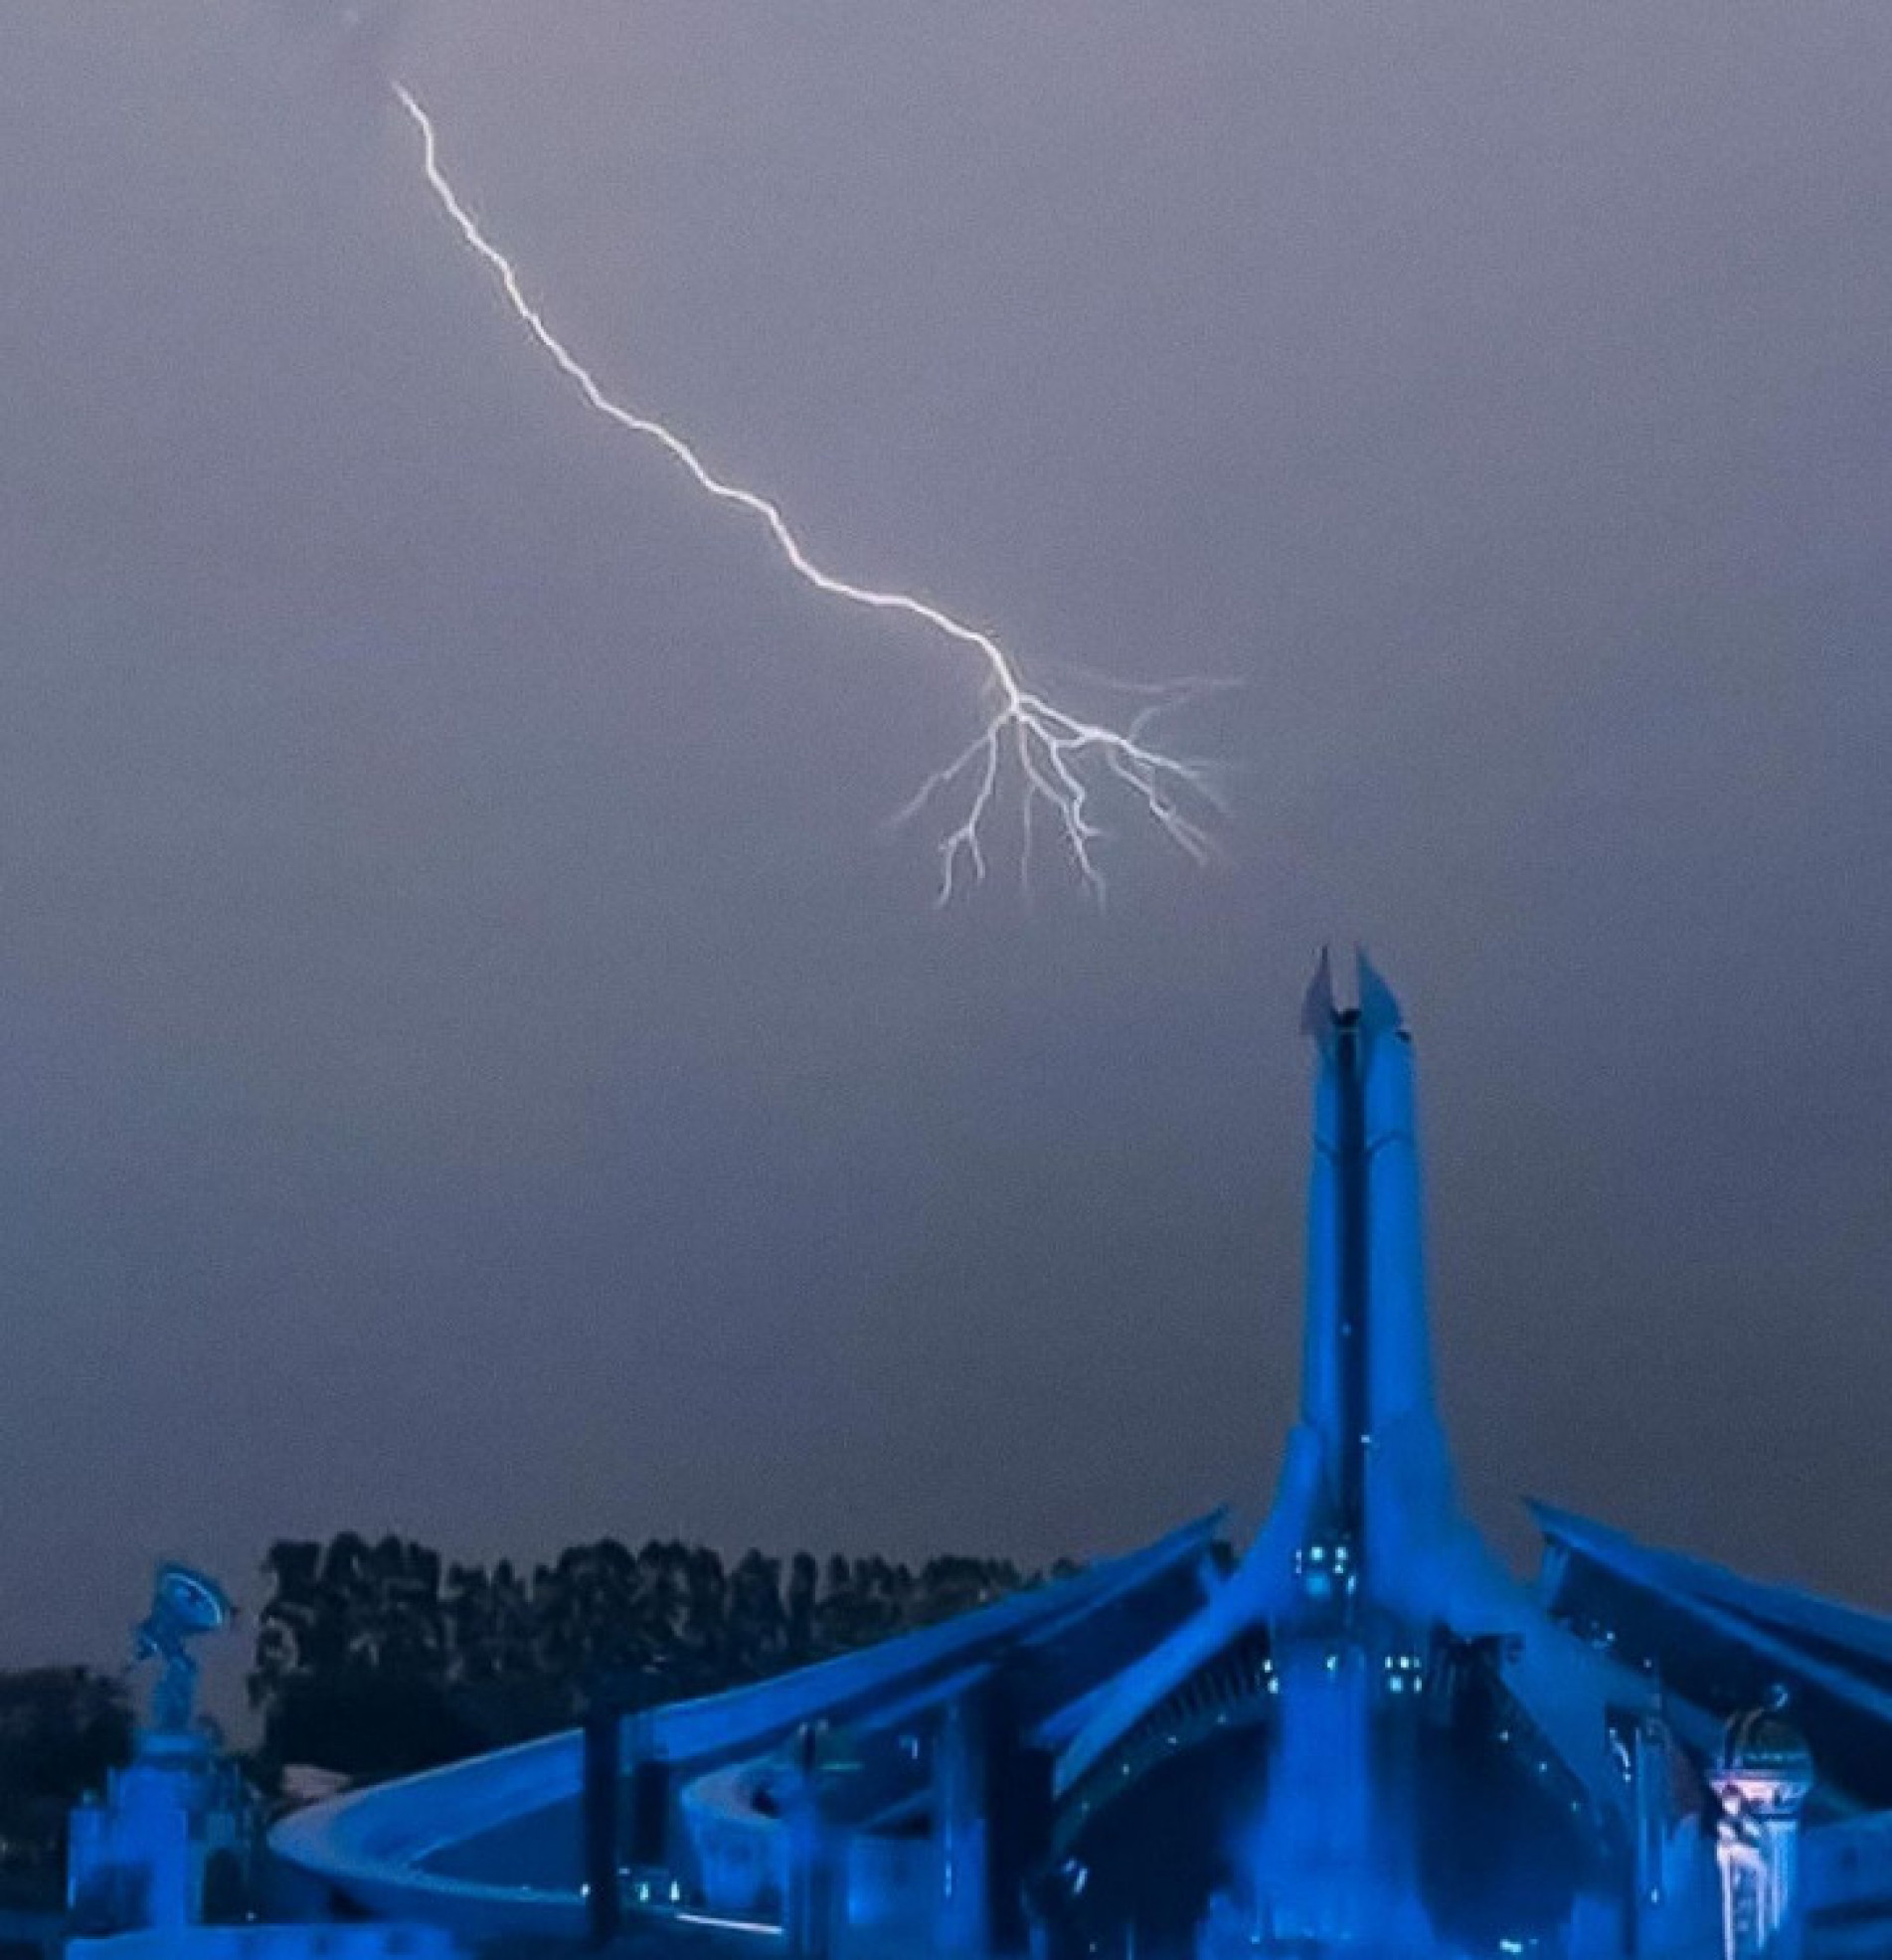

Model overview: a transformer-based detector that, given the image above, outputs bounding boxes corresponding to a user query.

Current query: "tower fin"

[1299,945,1336,1042]
[1355,948,1402,1039]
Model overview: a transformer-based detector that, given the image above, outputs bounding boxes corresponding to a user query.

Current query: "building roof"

[1532,1502,1892,1811]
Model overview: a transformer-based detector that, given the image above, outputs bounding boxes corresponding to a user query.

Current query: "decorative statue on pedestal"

[68,1562,251,1936]
[72,1563,459,1960]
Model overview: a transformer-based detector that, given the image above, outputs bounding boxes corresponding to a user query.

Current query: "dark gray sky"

[2,3,1889,1695]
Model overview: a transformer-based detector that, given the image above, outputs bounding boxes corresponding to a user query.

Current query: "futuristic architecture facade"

[273,960,1892,1960]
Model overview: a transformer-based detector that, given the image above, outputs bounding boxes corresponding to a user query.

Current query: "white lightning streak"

[395,83,1223,902]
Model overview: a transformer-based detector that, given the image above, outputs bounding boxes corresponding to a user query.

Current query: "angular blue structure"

[273,958,1892,1959]
[1048,955,1664,1955]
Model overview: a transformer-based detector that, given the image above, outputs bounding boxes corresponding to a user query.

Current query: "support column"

[934,1692,991,1960]
[626,1712,671,1871]
[781,1724,847,1960]
[582,1706,621,1948]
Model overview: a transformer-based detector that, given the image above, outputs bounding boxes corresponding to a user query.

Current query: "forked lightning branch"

[394,84,1226,904]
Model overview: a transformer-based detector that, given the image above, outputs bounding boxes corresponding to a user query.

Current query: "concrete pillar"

[626,1720,671,1870]
[582,1707,621,1946]
[781,1776,842,1960]
[934,1693,991,1960]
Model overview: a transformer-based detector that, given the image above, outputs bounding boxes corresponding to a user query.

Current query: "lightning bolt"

[394,83,1226,903]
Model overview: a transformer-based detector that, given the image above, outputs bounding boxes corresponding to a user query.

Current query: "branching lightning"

[395,83,1226,902]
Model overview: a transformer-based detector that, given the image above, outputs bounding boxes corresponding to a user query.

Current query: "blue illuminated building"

[271,959,1892,1960]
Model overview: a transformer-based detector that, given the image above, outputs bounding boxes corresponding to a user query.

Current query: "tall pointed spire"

[1297,950,1442,1581]
[1059,958,1651,1849]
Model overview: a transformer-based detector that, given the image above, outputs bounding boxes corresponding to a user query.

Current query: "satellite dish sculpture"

[131,1562,234,1739]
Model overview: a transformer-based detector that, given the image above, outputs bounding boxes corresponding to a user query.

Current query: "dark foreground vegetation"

[250,1532,1059,1782]
[0,1669,132,1908]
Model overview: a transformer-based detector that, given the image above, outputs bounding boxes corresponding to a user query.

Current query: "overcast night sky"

[1,4,1888,1693]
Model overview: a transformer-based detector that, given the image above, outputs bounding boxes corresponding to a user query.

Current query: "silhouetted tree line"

[0,1669,132,1905]
[251,1533,1069,1782]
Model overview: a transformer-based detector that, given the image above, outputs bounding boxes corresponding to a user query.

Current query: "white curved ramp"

[269,1519,1222,1941]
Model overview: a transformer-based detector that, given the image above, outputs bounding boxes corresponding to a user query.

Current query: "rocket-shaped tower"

[1274,948,1532,1630]
[1054,954,1664,1952]
[1295,946,1449,1594]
